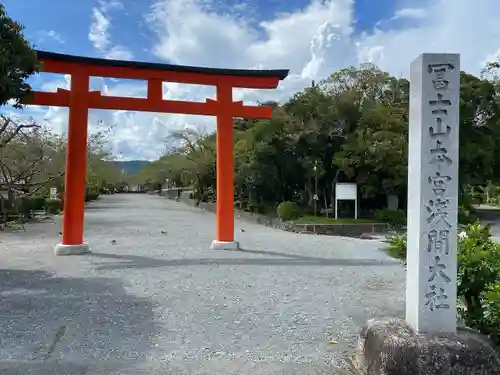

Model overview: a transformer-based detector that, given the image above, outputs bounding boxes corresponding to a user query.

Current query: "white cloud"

[358,0,500,76]
[105,45,135,60]
[98,0,123,12]
[88,0,134,60]
[392,8,426,20]
[148,0,354,74]
[24,0,500,160]
[37,30,65,45]
[89,7,111,51]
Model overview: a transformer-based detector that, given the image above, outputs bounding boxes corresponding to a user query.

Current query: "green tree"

[140,63,500,217]
[0,4,39,108]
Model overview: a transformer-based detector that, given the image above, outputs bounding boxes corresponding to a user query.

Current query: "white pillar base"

[54,243,91,256]
[210,240,240,251]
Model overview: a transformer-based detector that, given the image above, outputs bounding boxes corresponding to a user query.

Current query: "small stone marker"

[406,53,460,334]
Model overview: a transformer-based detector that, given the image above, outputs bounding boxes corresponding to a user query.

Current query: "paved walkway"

[0,194,405,374]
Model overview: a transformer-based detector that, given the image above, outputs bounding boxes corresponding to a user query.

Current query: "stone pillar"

[353,54,500,375]
[406,53,460,334]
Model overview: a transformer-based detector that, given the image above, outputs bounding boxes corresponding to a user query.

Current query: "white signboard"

[335,183,357,200]
[334,183,358,219]
[50,188,57,200]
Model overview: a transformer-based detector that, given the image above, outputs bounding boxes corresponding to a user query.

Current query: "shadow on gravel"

[82,204,104,210]
[89,248,399,271]
[0,269,158,366]
[0,360,359,375]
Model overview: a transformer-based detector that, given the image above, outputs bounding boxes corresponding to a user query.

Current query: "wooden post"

[56,70,91,255]
[211,83,238,250]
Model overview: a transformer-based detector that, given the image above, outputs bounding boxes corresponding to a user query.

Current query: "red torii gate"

[29,51,288,255]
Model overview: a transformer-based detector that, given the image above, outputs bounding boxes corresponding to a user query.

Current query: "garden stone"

[354,318,500,375]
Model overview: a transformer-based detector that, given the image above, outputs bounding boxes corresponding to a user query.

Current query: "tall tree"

[137,64,500,215]
[0,4,39,108]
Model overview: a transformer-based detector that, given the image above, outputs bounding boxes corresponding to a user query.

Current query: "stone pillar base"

[210,240,240,251]
[354,318,500,375]
[54,243,91,256]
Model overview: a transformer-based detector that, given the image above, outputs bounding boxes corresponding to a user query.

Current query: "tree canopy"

[137,64,500,215]
[0,4,39,108]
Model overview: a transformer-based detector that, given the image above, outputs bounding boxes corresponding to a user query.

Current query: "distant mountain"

[112,160,150,174]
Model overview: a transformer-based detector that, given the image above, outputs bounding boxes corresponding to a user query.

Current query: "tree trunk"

[306,178,313,207]
[330,170,341,214]
[1,195,5,228]
[323,187,329,217]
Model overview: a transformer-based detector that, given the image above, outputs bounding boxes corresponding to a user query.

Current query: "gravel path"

[0,194,405,374]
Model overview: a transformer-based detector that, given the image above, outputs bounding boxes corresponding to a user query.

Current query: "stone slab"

[54,243,91,256]
[210,240,240,250]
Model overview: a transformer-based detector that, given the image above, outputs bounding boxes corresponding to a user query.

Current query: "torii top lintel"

[31,50,289,118]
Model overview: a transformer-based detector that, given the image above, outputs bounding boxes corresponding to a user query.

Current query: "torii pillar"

[211,83,237,250]
[56,70,91,255]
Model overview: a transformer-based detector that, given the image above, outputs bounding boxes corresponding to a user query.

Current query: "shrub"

[457,223,500,338]
[277,201,302,221]
[0,196,13,211]
[467,186,485,205]
[489,195,500,206]
[374,206,476,227]
[458,204,478,224]
[246,201,270,214]
[384,222,500,346]
[14,196,34,219]
[44,199,62,214]
[85,191,99,202]
[383,232,407,261]
[31,196,46,211]
[374,209,406,228]
[483,284,500,345]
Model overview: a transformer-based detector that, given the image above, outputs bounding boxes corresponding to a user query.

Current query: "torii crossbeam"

[28,51,288,255]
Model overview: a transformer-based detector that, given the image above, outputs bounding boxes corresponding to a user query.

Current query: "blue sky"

[4,0,401,64]
[2,0,500,160]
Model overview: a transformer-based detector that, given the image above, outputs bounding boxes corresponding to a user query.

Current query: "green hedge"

[11,191,98,217]
[277,201,302,221]
[14,197,34,218]
[31,196,46,211]
[374,209,406,228]
[85,191,100,202]
[12,196,65,217]
[374,206,476,228]
[44,199,62,214]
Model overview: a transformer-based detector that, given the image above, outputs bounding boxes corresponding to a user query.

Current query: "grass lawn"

[294,215,380,224]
